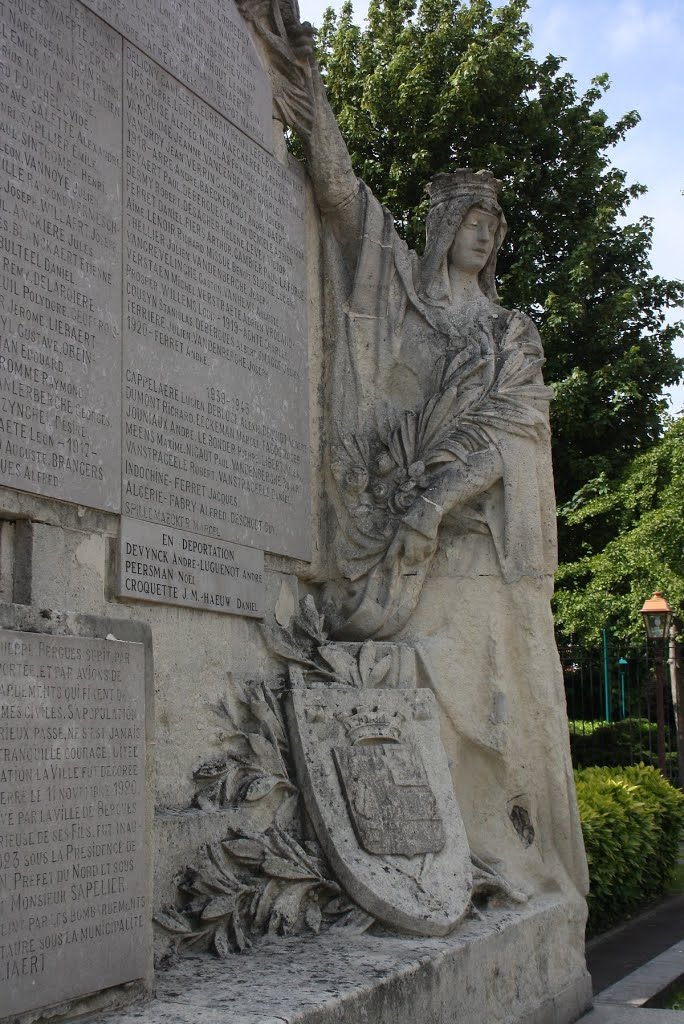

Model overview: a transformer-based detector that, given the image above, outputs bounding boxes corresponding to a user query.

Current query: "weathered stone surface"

[287,686,472,935]
[122,46,310,559]
[81,0,272,149]
[72,897,592,1024]
[117,519,264,617]
[0,0,122,511]
[0,625,147,1018]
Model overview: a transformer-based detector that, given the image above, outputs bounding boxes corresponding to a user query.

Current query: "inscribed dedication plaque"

[118,518,264,617]
[0,0,122,511]
[0,631,146,1017]
[122,46,310,560]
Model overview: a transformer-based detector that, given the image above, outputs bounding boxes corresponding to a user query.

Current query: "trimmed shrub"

[575,764,684,936]
[569,718,676,772]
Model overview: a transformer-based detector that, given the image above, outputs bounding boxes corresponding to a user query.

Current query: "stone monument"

[0,1,592,1022]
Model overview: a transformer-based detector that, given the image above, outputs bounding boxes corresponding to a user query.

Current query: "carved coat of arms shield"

[287,686,472,935]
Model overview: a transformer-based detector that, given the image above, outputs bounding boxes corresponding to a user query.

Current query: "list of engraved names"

[0,0,122,510]
[81,0,272,149]
[122,46,310,560]
[0,630,146,1016]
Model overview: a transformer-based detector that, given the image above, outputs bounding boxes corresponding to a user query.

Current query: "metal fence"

[558,633,681,786]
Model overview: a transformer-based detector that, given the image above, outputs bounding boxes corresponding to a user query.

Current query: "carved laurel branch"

[191,678,297,820]
[154,827,373,961]
[261,594,393,687]
[153,644,377,962]
[332,320,549,531]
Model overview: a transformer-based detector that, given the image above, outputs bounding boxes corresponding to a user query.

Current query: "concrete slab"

[581,1009,684,1024]
[587,896,684,994]
[595,943,684,1008]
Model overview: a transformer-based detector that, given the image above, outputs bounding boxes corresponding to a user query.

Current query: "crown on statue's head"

[428,169,502,208]
[341,708,405,745]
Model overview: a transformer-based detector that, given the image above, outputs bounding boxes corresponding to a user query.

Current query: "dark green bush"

[569,718,676,772]
[575,765,684,936]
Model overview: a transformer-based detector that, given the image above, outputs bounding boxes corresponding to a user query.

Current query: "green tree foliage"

[312,0,684,557]
[554,419,684,646]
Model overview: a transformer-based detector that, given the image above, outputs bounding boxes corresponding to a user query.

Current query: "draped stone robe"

[322,182,589,902]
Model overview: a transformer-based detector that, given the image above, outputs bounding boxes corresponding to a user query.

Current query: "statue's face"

[448,205,499,275]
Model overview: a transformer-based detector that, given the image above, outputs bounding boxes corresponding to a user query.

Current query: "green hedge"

[575,765,684,936]
[569,718,676,772]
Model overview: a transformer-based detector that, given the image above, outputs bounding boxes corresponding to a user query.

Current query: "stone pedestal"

[85,897,591,1024]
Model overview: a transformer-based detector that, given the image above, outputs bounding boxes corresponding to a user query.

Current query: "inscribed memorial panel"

[80,0,272,149]
[122,46,310,560]
[0,630,146,1017]
[117,518,264,616]
[0,0,122,511]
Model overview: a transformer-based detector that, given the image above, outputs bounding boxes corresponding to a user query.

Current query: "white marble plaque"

[118,518,264,616]
[0,630,146,1017]
[122,46,311,560]
[0,0,122,511]
[80,0,272,150]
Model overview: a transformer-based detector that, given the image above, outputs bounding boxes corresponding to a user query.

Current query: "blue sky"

[298,0,684,413]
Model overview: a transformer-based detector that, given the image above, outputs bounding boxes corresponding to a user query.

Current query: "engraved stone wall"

[122,47,310,559]
[0,0,122,511]
[0,0,311,565]
[0,629,146,1017]
[80,0,272,149]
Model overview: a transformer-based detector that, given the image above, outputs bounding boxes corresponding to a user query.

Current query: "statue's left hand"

[234,0,316,135]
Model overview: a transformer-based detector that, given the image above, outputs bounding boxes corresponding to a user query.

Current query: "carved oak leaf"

[213,922,231,958]
[242,774,295,802]
[249,694,287,748]
[193,756,231,781]
[179,863,235,898]
[267,881,318,936]
[154,907,198,936]
[321,895,355,916]
[328,908,375,933]
[232,913,251,952]
[262,855,319,881]
[295,593,328,644]
[357,639,376,682]
[222,836,267,866]
[366,654,393,688]
[274,792,299,828]
[261,622,322,670]
[318,644,362,686]
[201,894,238,922]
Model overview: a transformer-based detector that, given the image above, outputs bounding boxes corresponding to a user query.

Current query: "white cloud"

[609,0,678,56]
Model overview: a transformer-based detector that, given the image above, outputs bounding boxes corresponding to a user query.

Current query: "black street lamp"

[640,591,673,775]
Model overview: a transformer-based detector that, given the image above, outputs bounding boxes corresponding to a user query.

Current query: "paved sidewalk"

[579,855,684,1024]
[587,894,684,995]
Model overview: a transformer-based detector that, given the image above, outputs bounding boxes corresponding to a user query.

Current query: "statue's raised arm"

[235,0,364,265]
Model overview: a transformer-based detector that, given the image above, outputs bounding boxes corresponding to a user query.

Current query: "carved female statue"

[242,1,589,902]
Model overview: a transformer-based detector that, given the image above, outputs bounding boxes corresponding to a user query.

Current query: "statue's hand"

[387,524,438,569]
[278,2,317,60]
[235,2,316,135]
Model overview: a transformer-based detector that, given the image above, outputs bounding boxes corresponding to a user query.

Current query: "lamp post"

[618,657,628,719]
[640,591,672,775]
